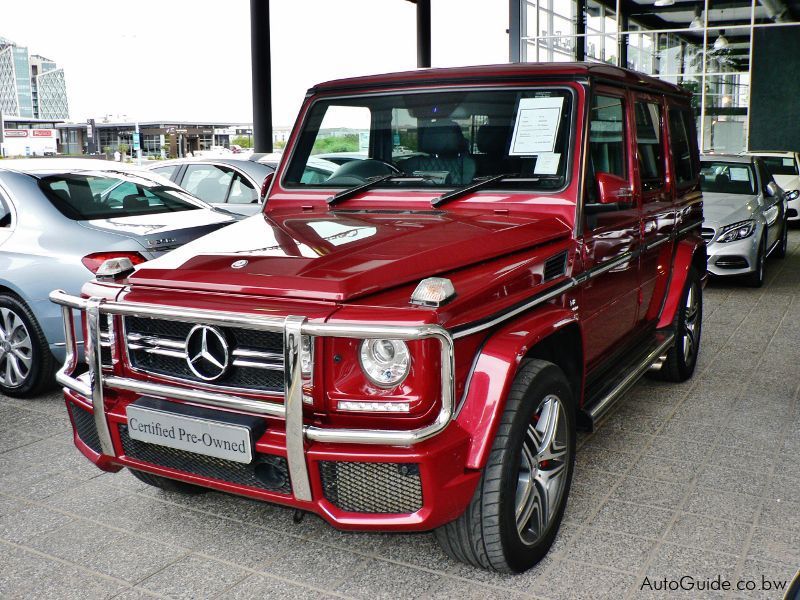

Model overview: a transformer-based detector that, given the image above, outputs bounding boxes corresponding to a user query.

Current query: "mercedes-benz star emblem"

[231,259,248,269]
[185,325,230,381]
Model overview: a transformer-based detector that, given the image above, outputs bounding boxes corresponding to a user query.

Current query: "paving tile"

[627,454,695,483]
[334,559,442,599]
[426,578,527,599]
[664,512,750,555]
[563,527,656,573]
[608,476,690,509]
[575,446,636,474]
[226,573,338,599]
[756,498,800,533]
[531,560,637,600]
[0,502,73,543]
[0,542,126,599]
[591,500,674,538]
[696,463,772,497]
[136,554,250,599]
[683,488,761,523]
[747,526,800,565]
[259,538,367,589]
[28,520,188,584]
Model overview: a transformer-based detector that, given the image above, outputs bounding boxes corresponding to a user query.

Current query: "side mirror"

[260,172,275,200]
[785,189,799,201]
[596,172,633,205]
[765,181,780,198]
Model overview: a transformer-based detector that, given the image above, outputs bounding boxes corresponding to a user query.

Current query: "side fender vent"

[543,251,568,281]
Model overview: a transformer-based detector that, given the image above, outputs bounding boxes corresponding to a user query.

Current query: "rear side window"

[151,165,179,180]
[38,173,202,220]
[589,95,626,178]
[668,107,699,186]
[635,101,665,190]
[227,173,258,204]
[183,164,234,203]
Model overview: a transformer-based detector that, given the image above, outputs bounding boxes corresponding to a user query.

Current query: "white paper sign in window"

[534,153,561,175]
[729,167,751,182]
[509,97,564,156]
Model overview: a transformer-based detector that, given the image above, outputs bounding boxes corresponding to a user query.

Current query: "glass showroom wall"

[518,0,798,153]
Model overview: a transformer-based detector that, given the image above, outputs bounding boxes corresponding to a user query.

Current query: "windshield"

[700,162,755,195]
[284,88,573,191]
[760,156,798,177]
[39,172,205,220]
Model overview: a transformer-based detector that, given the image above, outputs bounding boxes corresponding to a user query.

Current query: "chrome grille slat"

[123,320,286,393]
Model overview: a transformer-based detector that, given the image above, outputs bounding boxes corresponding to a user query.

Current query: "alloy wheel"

[0,307,33,388]
[515,394,569,546]
[682,281,700,363]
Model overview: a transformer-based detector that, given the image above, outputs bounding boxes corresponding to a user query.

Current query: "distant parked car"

[0,159,238,397]
[148,157,277,216]
[700,154,791,286]
[744,151,800,222]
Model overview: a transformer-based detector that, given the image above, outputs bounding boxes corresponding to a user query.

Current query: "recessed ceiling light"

[655,0,675,6]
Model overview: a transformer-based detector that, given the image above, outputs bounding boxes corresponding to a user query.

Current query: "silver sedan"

[700,154,791,287]
[0,159,238,397]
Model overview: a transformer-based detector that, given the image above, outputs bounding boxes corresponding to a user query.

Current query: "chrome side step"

[582,330,675,430]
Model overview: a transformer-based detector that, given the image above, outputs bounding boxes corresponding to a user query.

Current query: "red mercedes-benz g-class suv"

[52,63,704,573]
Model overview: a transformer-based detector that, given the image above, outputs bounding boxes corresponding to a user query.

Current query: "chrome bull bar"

[49,290,455,502]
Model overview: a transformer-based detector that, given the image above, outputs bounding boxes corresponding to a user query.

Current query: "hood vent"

[544,251,568,281]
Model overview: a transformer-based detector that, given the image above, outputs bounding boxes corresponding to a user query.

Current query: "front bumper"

[705,233,760,277]
[51,290,476,531]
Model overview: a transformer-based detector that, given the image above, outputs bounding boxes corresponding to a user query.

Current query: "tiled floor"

[2,232,799,599]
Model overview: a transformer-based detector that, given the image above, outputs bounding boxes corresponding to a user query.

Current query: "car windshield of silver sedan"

[700,161,755,196]
[38,173,204,220]
[283,88,573,192]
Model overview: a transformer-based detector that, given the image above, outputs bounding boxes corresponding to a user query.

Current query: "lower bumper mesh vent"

[118,425,291,494]
[69,403,102,454]
[319,461,423,514]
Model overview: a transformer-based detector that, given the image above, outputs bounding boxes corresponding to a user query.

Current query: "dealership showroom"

[1,0,799,598]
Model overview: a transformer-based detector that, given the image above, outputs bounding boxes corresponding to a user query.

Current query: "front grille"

[701,227,715,242]
[123,316,284,393]
[319,461,423,514]
[69,402,102,454]
[118,425,291,494]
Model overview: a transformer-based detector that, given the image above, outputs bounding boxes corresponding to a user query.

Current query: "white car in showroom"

[700,154,793,287]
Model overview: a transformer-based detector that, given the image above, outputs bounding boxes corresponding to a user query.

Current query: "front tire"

[0,294,54,398]
[435,360,576,573]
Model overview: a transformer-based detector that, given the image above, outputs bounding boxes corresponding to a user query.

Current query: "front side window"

[761,156,799,177]
[39,173,203,220]
[589,94,626,178]
[634,101,665,190]
[700,161,755,196]
[284,88,574,191]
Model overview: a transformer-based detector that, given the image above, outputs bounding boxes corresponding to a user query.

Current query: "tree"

[232,135,253,148]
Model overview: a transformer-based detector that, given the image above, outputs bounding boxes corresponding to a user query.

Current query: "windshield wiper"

[431,174,562,207]
[327,174,395,207]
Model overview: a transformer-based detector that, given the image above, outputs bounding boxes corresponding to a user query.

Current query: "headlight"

[717,220,755,243]
[359,339,410,387]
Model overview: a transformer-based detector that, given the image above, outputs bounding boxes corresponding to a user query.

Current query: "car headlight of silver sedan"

[717,220,755,243]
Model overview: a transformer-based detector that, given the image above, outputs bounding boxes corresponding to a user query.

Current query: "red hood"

[129,209,571,301]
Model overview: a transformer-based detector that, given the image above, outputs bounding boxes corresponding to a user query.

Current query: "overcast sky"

[3,0,510,127]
